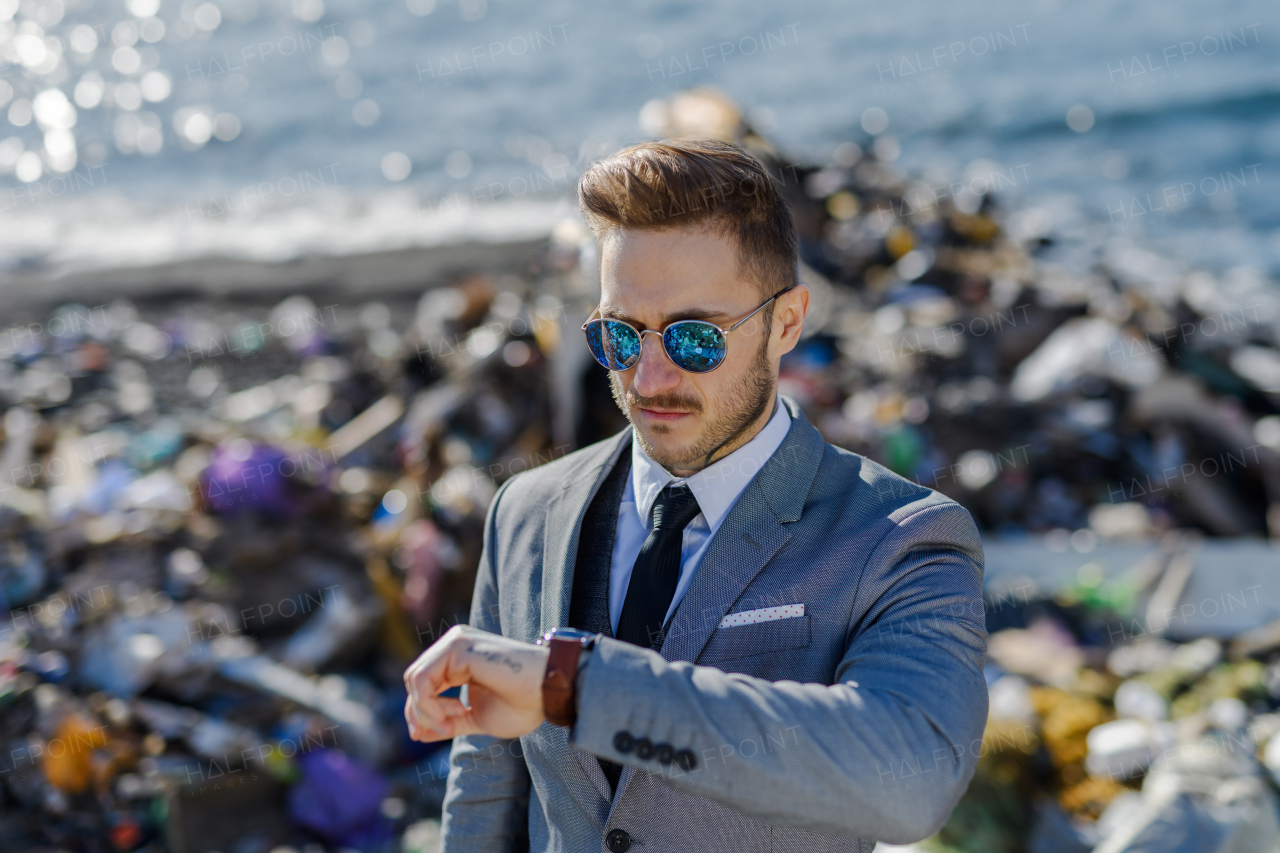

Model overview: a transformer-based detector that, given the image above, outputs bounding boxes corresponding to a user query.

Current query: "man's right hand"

[403,625,551,742]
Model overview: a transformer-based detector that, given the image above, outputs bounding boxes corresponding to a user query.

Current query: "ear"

[770,283,810,358]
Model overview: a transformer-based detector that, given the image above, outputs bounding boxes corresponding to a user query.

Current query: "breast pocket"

[698,615,812,665]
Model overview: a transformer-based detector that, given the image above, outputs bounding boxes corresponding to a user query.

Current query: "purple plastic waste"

[287,748,390,845]
[201,442,294,516]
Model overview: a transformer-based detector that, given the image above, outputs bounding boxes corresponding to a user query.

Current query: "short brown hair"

[577,138,798,297]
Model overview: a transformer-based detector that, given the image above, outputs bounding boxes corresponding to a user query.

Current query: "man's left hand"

[403,625,550,742]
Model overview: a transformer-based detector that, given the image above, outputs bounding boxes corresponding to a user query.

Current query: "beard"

[610,334,776,472]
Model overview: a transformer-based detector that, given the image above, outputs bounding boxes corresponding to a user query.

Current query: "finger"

[419,646,472,696]
[419,705,485,741]
[435,711,484,740]
[410,694,465,726]
[405,698,429,739]
[406,699,448,742]
[405,640,473,705]
[411,692,470,737]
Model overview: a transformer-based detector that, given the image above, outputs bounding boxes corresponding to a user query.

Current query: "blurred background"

[1,1,1279,851]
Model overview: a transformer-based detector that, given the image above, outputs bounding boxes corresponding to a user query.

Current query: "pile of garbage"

[913,533,1280,853]
[0,277,585,849]
[1,87,1279,851]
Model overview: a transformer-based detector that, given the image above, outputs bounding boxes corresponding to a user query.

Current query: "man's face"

[598,225,807,476]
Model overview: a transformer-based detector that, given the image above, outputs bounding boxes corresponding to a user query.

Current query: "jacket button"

[655,743,674,765]
[606,828,631,852]
[675,749,697,771]
[613,731,634,754]
[634,738,654,760]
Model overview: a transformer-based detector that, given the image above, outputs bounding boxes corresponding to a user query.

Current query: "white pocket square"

[718,603,804,628]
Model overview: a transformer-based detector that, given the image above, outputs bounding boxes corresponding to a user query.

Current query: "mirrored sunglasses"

[581,286,793,374]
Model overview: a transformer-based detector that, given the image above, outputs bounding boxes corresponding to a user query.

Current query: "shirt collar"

[630,396,792,533]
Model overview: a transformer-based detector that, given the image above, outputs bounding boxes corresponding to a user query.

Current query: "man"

[405,138,988,852]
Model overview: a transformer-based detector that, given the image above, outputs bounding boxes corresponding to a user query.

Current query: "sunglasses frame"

[581,285,795,374]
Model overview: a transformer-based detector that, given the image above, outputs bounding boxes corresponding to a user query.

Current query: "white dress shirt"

[607,397,792,634]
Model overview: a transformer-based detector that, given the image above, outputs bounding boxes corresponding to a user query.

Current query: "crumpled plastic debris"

[287,747,392,845]
[1092,735,1280,852]
[941,533,1280,852]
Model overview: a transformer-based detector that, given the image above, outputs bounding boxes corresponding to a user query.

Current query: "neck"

[667,395,779,478]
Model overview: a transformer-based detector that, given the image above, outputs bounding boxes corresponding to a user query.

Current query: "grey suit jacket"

[442,397,988,852]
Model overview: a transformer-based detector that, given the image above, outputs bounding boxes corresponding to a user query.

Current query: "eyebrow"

[599,305,733,327]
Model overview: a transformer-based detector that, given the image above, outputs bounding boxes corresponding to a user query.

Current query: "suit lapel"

[608,398,826,811]
[657,480,794,664]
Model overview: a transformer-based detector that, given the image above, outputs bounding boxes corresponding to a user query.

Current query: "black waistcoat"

[566,444,632,793]
[567,447,631,637]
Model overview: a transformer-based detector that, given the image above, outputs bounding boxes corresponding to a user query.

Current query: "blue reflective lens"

[585,319,642,370]
[664,321,726,373]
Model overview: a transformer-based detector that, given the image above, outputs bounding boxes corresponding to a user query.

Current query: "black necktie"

[616,485,702,650]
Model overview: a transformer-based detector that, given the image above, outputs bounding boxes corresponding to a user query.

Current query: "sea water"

[0,0,1275,279]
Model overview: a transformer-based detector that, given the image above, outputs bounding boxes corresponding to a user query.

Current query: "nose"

[630,332,681,398]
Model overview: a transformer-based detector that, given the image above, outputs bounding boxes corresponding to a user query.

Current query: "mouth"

[637,407,693,423]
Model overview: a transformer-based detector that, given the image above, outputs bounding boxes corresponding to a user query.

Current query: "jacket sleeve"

[569,501,988,845]
[441,478,532,853]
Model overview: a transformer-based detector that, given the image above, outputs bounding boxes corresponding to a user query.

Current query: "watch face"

[539,627,594,645]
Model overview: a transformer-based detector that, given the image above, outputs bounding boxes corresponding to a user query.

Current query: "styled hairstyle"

[577,138,798,297]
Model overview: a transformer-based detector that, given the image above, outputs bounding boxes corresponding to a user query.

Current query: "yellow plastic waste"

[43,714,108,794]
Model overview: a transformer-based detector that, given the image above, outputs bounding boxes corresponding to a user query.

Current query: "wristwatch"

[536,627,595,727]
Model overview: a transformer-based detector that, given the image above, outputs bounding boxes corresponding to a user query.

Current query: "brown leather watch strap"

[542,637,584,727]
